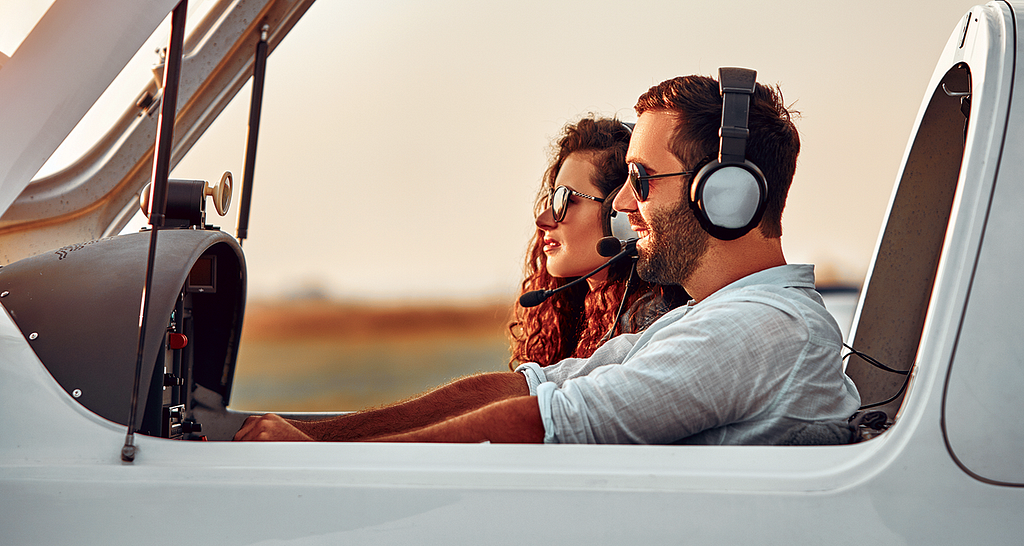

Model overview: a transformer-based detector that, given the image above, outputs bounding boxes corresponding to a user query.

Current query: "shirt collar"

[697,264,816,304]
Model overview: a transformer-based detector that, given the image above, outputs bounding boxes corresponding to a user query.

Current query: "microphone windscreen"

[518,290,550,308]
[597,236,623,258]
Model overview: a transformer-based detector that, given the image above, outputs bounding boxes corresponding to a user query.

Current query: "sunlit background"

[3,0,974,409]
[5,0,974,301]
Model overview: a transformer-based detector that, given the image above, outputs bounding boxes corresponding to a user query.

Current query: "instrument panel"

[0,230,246,440]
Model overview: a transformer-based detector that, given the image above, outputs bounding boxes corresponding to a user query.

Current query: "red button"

[168,333,188,350]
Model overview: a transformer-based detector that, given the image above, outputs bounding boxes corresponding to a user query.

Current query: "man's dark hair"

[635,75,800,238]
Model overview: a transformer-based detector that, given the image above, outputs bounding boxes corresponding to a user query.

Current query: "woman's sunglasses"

[549,185,603,223]
[627,162,693,201]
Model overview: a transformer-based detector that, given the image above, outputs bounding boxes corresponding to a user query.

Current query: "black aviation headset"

[600,186,637,240]
[601,122,639,243]
[688,67,768,241]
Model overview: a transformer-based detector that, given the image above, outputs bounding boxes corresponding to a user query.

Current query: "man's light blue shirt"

[516,264,861,445]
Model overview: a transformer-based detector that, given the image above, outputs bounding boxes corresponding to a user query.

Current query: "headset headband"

[717,67,757,164]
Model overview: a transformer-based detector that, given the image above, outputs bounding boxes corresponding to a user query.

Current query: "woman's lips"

[542,238,560,252]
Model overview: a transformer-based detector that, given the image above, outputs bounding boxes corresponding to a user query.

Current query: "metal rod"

[236,24,270,245]
[942,83,971,97]
[122,0,188,463]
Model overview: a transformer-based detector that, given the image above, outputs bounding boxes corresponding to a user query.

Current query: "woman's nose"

[535,206,556,229]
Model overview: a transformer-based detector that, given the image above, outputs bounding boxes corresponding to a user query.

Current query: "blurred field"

[229,289,859,413]
[230,299,513,412]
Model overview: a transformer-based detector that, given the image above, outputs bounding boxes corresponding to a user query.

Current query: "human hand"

[233,413,314,441]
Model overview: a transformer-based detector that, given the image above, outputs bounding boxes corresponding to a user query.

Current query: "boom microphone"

[518,289,551,308]
[597,236,639,258]
[518,238,639,308]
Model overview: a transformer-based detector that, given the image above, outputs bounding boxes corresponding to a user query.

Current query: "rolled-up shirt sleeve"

[515,333,643,443]
[514,363,563,443]
[515,333,642,391]
[516,362,547,394]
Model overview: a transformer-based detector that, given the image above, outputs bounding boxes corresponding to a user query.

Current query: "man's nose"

[535,206,556,229]
[613,184,638,213]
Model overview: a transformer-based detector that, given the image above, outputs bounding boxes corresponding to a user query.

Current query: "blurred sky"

[12,0,976,302]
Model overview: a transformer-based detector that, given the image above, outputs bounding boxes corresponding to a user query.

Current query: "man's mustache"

[628,212,649,233]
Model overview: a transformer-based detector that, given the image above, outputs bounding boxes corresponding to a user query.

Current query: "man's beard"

[631,203,710,287]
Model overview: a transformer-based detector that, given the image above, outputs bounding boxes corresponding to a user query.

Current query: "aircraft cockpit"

[0,176,247,442]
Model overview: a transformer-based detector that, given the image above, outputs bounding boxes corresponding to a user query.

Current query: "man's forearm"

[292,371,529,441]
[367,395,545,443]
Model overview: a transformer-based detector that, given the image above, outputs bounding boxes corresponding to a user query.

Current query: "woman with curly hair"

[508,116,687,369]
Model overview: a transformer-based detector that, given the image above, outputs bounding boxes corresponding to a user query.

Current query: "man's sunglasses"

[627,162,693,201]
[549,185,604,223]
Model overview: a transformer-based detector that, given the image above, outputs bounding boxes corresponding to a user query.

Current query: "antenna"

[121,0,188,463]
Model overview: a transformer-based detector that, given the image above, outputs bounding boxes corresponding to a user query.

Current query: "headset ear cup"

[601,185,638,240]
[690,160,767,240]
[600,189,615,237]
[610,209,637,240]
